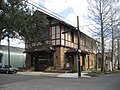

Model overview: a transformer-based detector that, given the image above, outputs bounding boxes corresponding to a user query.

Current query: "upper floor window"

[52,27,55,35]
[51,25,60,45]
[51,26,60,39]
[51,26,55,39]
[56,26,60,34]
[70,31,74,43]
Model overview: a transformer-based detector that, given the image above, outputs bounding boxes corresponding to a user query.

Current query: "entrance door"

[35,53,52,71]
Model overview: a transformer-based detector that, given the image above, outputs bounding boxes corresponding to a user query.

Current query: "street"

[0,73,120,90]
[0,74,40,85]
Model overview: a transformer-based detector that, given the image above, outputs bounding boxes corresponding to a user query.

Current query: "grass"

[87,70,104,77]
[71,66,77,73]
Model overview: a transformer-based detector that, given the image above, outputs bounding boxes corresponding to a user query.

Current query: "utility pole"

[62,16,81,77]
[7,34,10,66]
[77,16,81,77]
[2,29,13,66]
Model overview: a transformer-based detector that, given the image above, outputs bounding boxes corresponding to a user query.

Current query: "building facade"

[25,11,97,71]
[0,45,26,68]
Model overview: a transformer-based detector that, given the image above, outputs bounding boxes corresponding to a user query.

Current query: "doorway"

[34,53,53,71]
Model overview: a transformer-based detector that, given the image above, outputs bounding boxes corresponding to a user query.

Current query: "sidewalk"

[17,72,91,78]
[17,72,60,77]
[57,72,91,78]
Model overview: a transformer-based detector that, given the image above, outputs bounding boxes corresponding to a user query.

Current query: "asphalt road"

[0,73,120,90]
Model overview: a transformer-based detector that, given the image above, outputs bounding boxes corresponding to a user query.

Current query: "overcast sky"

[2,0,120,48]
[32,0,91,35]
[1,0,92,48]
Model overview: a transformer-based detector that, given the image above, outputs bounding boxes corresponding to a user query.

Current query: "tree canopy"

[0,0,49,45]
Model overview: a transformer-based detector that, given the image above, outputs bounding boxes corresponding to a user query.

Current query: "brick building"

[25,11,96,71]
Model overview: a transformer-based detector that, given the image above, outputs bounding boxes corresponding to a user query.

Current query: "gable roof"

[35,9,97,42]
[35,10,73,28]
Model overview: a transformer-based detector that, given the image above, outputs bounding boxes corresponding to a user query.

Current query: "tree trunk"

[100,0,105,72]
[111,26,114,70]
[101,26,105,72]
[117,39,120,70]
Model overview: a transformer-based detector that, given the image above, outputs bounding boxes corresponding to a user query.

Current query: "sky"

[33,0,90,32]
[1,0,92,48]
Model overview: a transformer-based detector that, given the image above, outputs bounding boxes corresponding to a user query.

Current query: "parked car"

[0,65,19,74]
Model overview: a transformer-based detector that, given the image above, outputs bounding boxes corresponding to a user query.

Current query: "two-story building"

[25,10,96,72]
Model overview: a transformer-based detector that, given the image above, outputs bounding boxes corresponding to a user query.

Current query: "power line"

[27,0,97,28]
[25,0,62,22]
[25,0,98,34]
[28,0,76,26]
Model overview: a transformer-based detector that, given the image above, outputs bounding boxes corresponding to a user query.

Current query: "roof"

[36,10,74,28]
[36,8,97,42]
[24,45,55,53]
[35,10,96,42]
[0,45,25,53]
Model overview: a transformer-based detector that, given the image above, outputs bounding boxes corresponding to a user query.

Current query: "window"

[56,26,60,34]
[61,40,64,45]
[71,31,74,43]
[56,40,60,45]
[56,34,60,38]
[52,35,55,39]
[51,25,61,45]
[51,26,55,40]
[52,40,55,45]
[61,33,64,39]
[52,27,55,34]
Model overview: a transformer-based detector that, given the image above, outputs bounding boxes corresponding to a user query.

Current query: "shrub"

[71,66,77,73]
[88,70,104,77]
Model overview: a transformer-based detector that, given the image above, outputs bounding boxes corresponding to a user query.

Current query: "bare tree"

[117,39,120,69]
[87,0,120,72]
[110,5,120,70]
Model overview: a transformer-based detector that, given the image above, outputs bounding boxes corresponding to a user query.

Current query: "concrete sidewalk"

[57,72,91,78]
[17,72,60,77]
[17,72,91,78]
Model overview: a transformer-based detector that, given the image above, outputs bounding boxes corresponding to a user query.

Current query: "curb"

[17,72,91,78]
